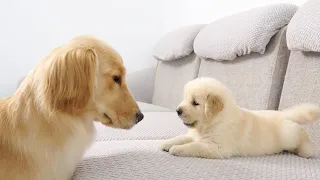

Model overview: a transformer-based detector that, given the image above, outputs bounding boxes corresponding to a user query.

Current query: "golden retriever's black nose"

[135,111,144,123]
[176,108,183,116]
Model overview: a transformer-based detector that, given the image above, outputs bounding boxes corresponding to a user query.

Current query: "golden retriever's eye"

[192,100,199,106]
[113,76,121,84]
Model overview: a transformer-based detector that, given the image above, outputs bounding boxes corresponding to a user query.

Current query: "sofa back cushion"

[153,24,205,61]
[279,52,320,109]
[280,0,320,110]
[197,28,290,110]
[151,24,204,109]
[286,0,320,52]
[279,0,320,147]
[152,53,200,109]
[194,4,297,61]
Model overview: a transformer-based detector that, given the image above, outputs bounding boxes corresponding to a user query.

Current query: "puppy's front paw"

[159,142,175,152]
[168,145,188,157]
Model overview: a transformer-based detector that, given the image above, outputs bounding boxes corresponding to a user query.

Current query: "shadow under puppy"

[160,77,320,159]
[0,36,144,180]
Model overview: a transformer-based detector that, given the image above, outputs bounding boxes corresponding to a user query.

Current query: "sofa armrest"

[126,67,156,103]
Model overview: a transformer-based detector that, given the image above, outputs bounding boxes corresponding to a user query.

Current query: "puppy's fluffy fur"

[160,77,320,159]
[0,36,143,180]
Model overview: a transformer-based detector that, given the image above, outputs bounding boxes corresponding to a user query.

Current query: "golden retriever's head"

[40,35,143,129]
[176,77,235,128]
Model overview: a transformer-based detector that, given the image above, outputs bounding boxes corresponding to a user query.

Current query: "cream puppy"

[160,77,320,159]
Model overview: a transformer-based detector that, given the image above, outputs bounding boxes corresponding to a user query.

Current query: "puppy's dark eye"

[113,76,121,84]
[192,100,199,106]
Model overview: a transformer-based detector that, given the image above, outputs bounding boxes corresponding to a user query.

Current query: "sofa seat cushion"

[137,101,174,112]
[194,4,298,61]
[287,0,320,52]
[94,112,187,141]
[73,140,320,180]
[153,24,205,61]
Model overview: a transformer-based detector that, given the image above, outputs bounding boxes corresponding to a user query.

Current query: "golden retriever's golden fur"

[160,77,320,159]
[0,36,143,180]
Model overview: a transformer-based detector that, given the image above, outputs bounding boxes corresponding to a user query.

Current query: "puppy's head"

[41,35,143,129]
[176,77,234,128]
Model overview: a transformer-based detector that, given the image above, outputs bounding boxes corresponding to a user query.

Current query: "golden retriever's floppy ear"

[44,47,97,115]
[205,94,224,120]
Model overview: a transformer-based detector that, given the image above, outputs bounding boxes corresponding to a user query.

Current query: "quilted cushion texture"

[287,0,320,52]
[193,3,298,61]
[153,24,205,61]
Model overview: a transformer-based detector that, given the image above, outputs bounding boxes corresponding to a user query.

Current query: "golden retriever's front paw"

[168,145,189,157]
[159,142,175,152]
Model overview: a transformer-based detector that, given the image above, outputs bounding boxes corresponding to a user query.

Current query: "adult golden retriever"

[160,77,320,159]
[0,36,144,180]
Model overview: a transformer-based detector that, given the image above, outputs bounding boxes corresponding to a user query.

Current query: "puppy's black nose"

[176,108,183,116]
[135,111,144,123]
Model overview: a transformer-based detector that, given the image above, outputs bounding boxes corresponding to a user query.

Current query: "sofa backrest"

[279,0,320,110]
[151,25,204,109]
[197,28,290,110]
[151,4,298,110]
[152,54,200,110]
[278,0,320,150]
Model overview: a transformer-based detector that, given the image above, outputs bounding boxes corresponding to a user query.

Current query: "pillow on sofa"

[287,0,320,52]
[194,4,298,61]
[153,24,205,61]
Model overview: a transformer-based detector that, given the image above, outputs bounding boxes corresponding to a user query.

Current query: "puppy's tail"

[281,103,320,124]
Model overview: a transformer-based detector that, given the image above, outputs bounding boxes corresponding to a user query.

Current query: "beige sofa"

[18,2,320,180]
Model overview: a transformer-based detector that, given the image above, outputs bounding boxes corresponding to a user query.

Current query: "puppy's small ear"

[205,94,224,120]
[44,47,97,115]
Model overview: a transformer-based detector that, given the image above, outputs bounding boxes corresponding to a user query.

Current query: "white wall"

[0,0,306,97]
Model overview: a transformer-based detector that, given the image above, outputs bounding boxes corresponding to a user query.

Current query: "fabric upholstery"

[303,123,320,157]
[94,112,186,141]
[137,101,174,112]
[194,4,298,61]
[152,53,201,109]
[73,140,320,180]
[153,24,205,61]
[126,68,156,103]
[279,51,320,109]
[198,28,290,110]
[287,0,320,52]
